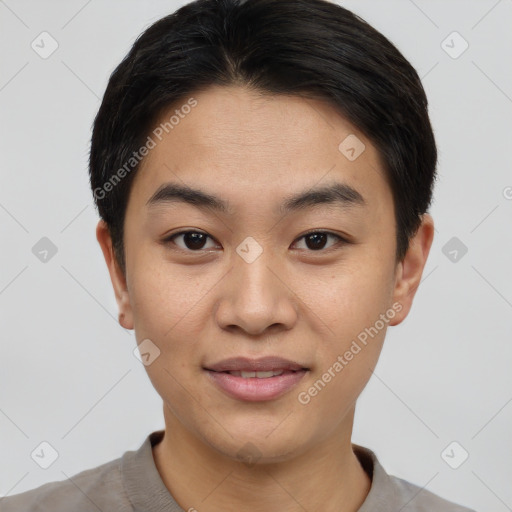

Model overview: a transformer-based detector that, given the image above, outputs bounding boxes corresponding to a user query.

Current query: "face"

[98,85,433,463]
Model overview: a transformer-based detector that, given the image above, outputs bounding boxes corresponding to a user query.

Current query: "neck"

[152,405,371,512]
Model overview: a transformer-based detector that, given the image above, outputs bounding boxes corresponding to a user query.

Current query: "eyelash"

[163,230,348,254]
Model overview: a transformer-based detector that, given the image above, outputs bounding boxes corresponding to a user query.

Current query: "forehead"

[129,85,391,213]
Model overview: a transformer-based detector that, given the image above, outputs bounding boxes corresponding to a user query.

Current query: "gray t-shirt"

[1,430,476,511]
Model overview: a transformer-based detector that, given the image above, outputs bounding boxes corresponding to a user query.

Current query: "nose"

[214,244,298,337]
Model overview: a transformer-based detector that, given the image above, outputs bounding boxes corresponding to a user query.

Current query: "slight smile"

[203,356,310,402]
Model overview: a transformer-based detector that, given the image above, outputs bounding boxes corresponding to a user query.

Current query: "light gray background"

[1,1,511,510]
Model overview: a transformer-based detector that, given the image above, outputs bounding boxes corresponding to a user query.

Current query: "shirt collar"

[122,431,397,512]
[352,443,399,511]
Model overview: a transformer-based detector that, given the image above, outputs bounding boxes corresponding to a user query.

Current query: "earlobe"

[389,214,435,326]
[95,220,134,330]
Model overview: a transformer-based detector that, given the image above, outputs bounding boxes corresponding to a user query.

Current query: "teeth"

[228,370,285,378]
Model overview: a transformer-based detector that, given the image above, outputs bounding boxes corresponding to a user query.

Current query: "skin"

[97,85,434,512]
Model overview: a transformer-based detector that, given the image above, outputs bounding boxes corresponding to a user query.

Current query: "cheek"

[128,258,224,390]
[129,258,204,338]
[297,259,394,402]
[298,315,387,426]
[302,256,395,336]
[127,263,205,411]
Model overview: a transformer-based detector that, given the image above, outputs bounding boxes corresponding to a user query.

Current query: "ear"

[96,219,134,330]
[389,213,435,326]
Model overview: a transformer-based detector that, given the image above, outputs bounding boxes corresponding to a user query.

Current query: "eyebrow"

[146,181,365,215]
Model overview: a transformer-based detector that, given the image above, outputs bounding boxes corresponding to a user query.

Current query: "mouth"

[204,355,308,373]
[203,356,309,402]
[216,369,295,378]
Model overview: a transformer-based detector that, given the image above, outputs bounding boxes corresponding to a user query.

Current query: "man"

[1,0,476,510]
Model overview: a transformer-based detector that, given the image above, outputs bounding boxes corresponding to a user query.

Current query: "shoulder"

[389,473,477,512]
[353,444,477,512]
[0,455,130,512]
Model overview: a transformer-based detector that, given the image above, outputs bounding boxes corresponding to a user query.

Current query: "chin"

[198,419,314,465]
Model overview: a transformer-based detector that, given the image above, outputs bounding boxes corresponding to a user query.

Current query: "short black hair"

[89,0,437,276]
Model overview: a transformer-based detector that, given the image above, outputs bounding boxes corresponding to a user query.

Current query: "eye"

[164,230,218,251]
[292,231,346,252]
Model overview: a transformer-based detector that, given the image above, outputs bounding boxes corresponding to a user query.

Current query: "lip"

[204,356,308,373]
[204,356,309,402]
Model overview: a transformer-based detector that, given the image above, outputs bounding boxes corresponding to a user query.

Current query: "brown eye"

[293,231,346,252]
[165,231,217,251]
